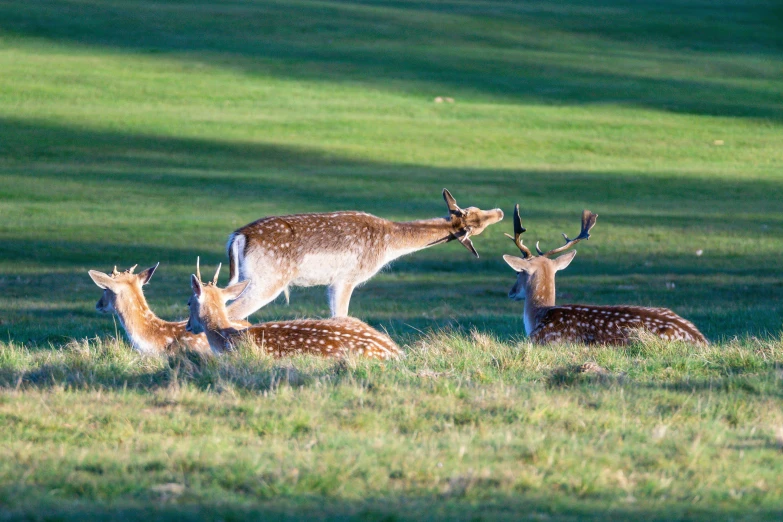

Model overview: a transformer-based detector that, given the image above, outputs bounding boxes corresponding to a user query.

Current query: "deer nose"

[185,320,192,332]
[508,289,524,300]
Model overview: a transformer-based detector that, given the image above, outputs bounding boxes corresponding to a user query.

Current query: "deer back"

[530,305,708,345]
[242,317,401,359]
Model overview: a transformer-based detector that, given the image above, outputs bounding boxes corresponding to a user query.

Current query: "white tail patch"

[227,232,246,286]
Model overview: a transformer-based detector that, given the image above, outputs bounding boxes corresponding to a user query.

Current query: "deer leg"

[328,281,356,317]
[226,279,287,321]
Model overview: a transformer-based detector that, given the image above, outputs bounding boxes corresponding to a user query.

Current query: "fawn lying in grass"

[502,206,707,345]
[186,259,401,359]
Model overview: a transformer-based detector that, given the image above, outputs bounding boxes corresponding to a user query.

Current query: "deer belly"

[290,252,362,286]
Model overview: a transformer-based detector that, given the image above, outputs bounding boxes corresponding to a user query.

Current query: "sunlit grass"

[1,334,782,519]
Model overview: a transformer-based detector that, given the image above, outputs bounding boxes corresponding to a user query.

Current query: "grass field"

[1,0,782,519]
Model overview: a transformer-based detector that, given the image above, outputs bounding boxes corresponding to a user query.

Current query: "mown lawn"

[0,0,782,519]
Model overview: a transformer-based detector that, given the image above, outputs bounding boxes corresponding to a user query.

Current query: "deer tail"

[227,232,246,286]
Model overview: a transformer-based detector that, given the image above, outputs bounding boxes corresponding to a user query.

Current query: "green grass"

[1,334,783,520]
[0,0,782,519]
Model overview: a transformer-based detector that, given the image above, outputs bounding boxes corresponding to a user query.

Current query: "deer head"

[187,257,250,334]
[442,189,504,258]
[88,263,159,313]
[502,205,597,301]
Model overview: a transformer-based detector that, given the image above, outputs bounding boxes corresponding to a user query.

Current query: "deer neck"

[200,302,237,351]
[113,289,168,353]
[523,271,557,336]
[388,218,455,255]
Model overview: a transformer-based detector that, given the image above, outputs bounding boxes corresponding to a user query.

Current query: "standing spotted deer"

[88,264,214,354]
[225,189,503,320]
[502,206,708,345]
[187,260,401,359]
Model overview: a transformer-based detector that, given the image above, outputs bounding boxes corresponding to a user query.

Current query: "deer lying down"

[89,264,214,354]
[502,206,708,345]
[186,261,401,359]
[225,189,504,320]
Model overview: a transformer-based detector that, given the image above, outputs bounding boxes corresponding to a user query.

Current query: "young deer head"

[89,264,158,314]
[186,258,249,337]
[502,206,707,345]
[442,189,504,257]
[88,263,212,354]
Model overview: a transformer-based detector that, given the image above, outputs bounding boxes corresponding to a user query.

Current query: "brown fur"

[225,189,503,319]
[503,208,708,345]
[89,264,212,354]
[530,305,708,345]
[188,265,401,359]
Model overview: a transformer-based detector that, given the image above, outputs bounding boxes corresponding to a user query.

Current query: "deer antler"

[503,204,533,258]
[112,266,119,277]
[196,256,202,283]
[539,209,598,257]
[126,264,138,274]
[212,263,222,286]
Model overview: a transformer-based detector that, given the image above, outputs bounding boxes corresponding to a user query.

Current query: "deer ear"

[191,274,203,299]
[503,255,530,273]
[89,270,116,290]
[457,234,479,258]
[223,280,250,302]
[443,188,461,213]
[137,262,159,285]
[553,250,577,271]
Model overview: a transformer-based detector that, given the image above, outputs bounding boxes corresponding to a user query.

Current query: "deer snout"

[508,285,525,301]
[185,318,192,332]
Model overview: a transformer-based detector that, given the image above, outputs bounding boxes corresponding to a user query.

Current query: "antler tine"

[503,204,533,258]
[128,264,138,274]
[542,209,598,257]
[212,263,222,286]
[112,265,119,276]
[196,256,202,282]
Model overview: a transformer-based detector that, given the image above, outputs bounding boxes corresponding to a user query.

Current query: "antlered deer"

[502,206,707,345]
[88,264,214,354]
[187,260,401,359]
[225,189,503,320]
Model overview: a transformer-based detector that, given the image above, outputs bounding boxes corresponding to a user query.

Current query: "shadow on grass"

[1,493,782,522]
[2,117,781,225]
[1,117,782,340]
[0,350,352,393]
[1,1,782,120]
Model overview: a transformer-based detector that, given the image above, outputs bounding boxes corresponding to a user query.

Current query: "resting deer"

[502,206,708,345]
[88,264,213,354]
[187,260,401,359]
[225,189,503,320]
